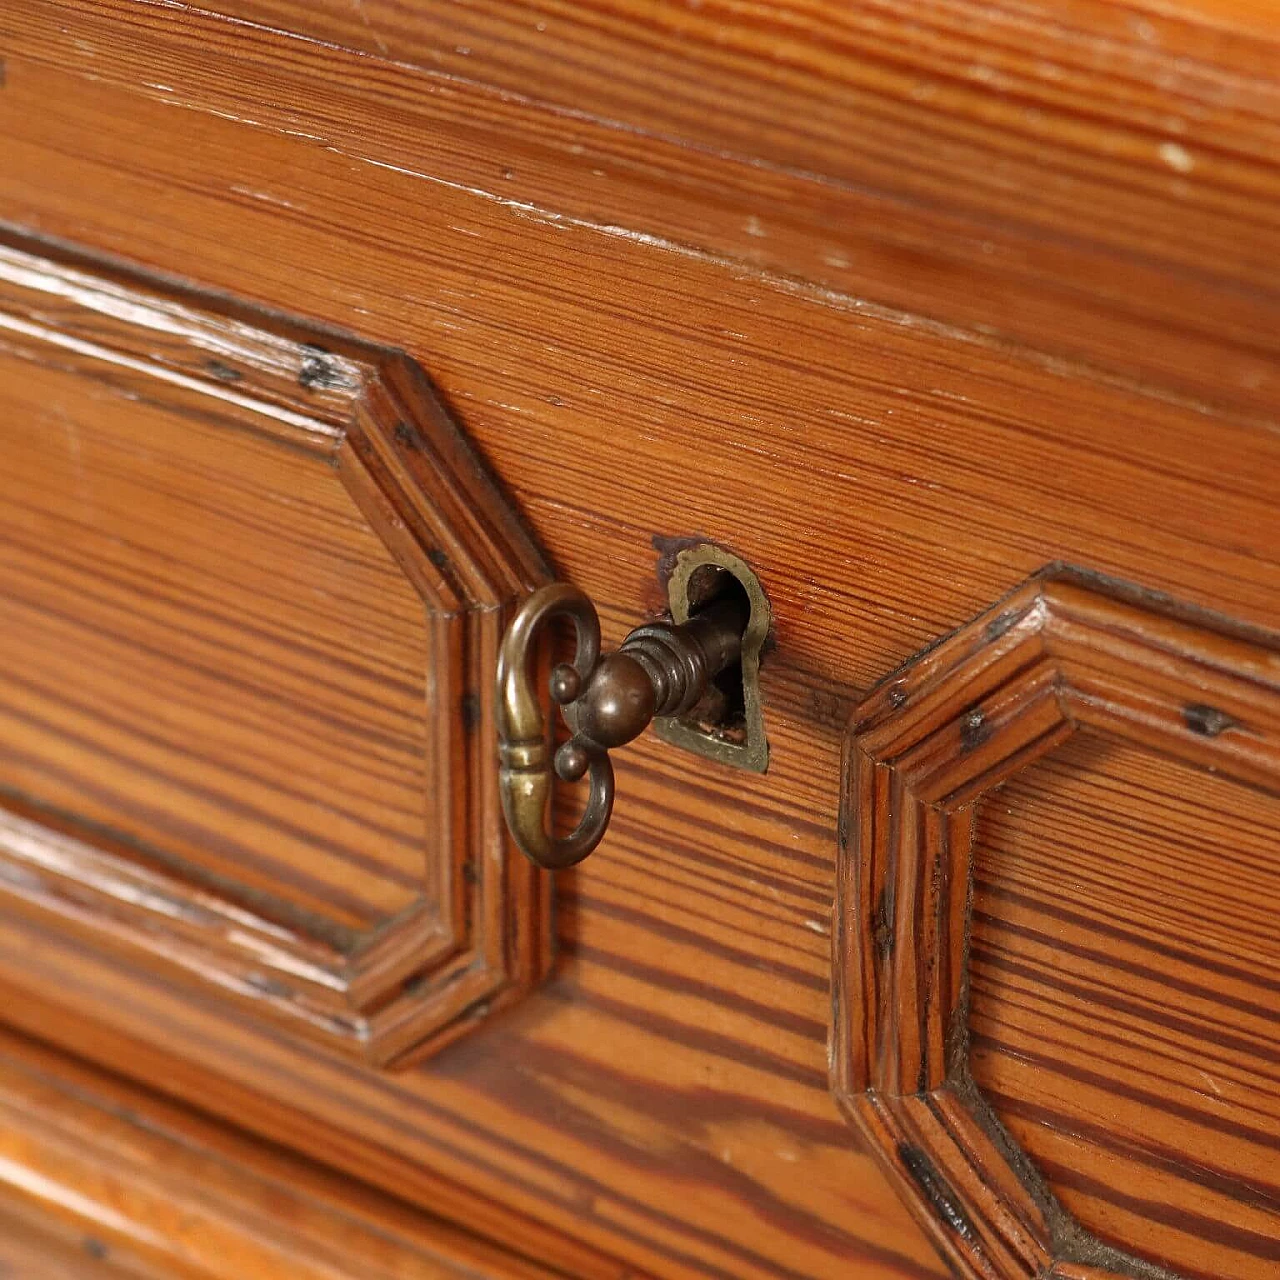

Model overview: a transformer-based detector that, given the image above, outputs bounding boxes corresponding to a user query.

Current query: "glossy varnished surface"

[0,2,1275,1278]
[0,237,552,1066]
[8,0,1280,424]
[0,1027,562,1279]
[0,346,429,930]
[973,736,1280,1279]
[834,571,1280,1279]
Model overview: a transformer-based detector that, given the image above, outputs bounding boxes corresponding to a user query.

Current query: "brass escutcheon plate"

[655,544,770,773]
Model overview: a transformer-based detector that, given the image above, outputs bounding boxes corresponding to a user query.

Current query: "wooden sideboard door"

[0,235,551,1066]
[836,570,1280,1280]
[0,2,1278,1278]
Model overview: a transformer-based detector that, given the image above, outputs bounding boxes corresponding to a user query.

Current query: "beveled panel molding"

[833,566,1280,1279]
[0,232,551,1066]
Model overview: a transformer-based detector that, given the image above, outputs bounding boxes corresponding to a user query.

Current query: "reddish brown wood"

[0,1026,563,1279]
[971,736,1280,1280]
[834,568,1280,1280]
[8,0,1280,427]
[0,3,1276,1278]
[0,233,552,1066]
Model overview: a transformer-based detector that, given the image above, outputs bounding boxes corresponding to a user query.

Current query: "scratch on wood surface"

[331,155,1280,436]
[1198,1070,1224,1098]
[349,0,390,57]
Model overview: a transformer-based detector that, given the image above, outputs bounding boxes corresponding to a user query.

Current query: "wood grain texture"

[834,569,1280,1280]
[972,735,1280,1280]
[0,234,552,1065]
[0,1026,565,1279]
[7,0,1280,427]
[3,330,427,930]
[0,3,1276,1279]
[0,1215,137,1279]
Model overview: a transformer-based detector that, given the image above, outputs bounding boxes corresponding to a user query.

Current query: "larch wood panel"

[0,788,950,1280]
[0,31,1276,1280]
[0,58,1276,658]
[971,734,1280,1280]
[7,0,1280,424]
[202,0,1280,302]
[0,5,1276,1280]
[834,572,1280,1279]
[0,1027,566,1280]
[0,233,553,1066]
[0,348,429,932]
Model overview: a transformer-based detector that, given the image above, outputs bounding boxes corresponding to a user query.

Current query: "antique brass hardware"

[657,544,770,774]
[496,581,750,869]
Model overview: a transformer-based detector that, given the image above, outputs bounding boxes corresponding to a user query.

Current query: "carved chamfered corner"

[0,232,551,1066]
[832,567,1280,1279]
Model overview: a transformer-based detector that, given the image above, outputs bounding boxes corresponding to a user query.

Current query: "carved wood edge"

[832,565,1280,1280]
[0,230,554,1066]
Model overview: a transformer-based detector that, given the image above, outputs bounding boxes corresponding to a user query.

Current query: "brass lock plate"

[655,544,770,773]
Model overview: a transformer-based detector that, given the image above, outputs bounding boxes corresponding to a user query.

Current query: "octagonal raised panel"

[0,233,551,1067]
[833,567,1280,1280]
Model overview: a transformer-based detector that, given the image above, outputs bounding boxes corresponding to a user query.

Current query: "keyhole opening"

[684,564,752,742]
[656,544,770,773]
